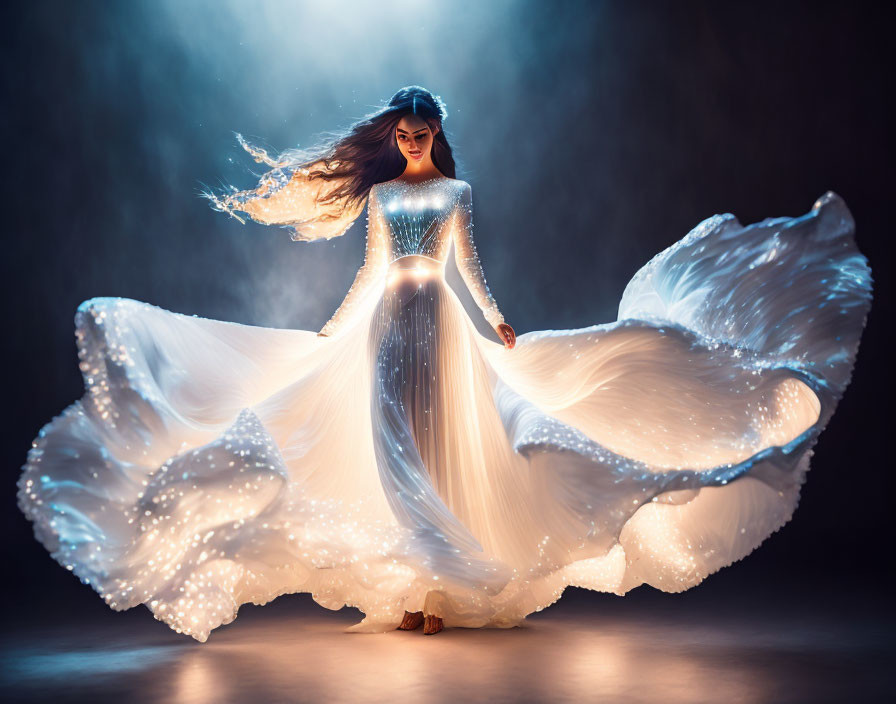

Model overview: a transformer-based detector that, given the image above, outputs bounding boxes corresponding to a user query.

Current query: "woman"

[18,86,872,641]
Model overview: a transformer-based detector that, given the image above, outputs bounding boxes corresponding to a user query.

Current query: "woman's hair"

[281,85,456,206]
[203,86,457,240]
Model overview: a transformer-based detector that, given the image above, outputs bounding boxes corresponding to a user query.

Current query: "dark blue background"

[3,0,892,615]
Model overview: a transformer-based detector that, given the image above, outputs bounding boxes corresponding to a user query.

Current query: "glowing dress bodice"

[319,178,504,336]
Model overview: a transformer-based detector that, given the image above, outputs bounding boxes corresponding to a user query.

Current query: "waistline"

[387,254,444,271]
[385,255,445,286]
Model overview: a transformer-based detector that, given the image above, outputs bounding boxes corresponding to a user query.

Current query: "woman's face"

[395,114,439,164]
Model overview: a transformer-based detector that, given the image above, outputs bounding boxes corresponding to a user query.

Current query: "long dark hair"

[204,86,457,239]
[291,85,456,208]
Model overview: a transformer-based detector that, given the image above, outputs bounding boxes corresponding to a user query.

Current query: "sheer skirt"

[17,193,871,641]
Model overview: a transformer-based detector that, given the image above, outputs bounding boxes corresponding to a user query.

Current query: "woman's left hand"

[496,323,516,349]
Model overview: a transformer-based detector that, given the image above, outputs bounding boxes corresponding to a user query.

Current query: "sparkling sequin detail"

[320,178,504,336]
[17,191,871,642]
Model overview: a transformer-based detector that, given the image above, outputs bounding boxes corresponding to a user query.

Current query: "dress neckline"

[378,176,449,189]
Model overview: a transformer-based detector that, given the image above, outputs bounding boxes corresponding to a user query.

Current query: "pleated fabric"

[18,191,871,641]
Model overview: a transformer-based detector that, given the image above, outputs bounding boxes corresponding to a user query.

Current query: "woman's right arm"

[318,185,389,337]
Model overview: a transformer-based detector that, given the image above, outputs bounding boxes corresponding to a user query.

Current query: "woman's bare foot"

[397,610,424,631]
[423,614,443,635]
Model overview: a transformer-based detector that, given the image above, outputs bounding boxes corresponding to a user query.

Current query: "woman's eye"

[398,135,407,140]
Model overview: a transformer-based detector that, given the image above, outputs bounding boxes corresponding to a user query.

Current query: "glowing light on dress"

[18,179,872,642]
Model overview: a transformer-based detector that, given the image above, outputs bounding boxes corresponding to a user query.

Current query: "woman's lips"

[409,151,423,160]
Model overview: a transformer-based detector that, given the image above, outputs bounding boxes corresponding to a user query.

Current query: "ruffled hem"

[17,192,871,641]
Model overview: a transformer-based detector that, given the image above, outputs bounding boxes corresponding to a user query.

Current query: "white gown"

[18,177,872,642]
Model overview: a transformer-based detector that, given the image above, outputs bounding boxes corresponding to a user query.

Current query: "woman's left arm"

[451,182,515,348]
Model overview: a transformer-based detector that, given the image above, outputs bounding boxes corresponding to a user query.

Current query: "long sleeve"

[319,186,389,336]
[451,182,505,328]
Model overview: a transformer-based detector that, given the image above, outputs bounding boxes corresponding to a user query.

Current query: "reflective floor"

[2,578,892,703]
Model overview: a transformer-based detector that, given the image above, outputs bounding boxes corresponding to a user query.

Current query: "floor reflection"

[2,586,892,704]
